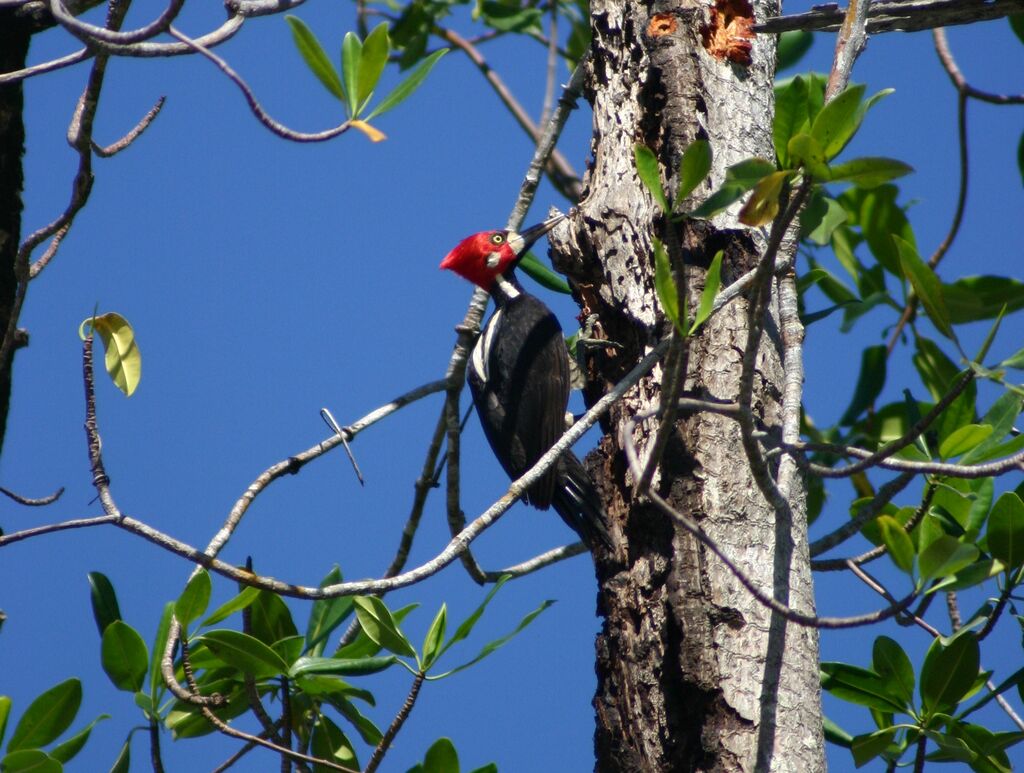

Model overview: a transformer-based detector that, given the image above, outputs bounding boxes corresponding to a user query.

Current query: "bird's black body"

[467,275,610,549]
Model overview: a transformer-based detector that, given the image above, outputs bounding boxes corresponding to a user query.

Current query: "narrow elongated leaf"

[988,492,1024,569]
[175,570,211,631]
[357,22,390,108]
[430,599,555,680]
[939,424,993,460]
[877,515,914,574]
[800,194,847,245]
[895,236,954,340]
[918,536,979,582]
[773,75,809,167]
[961,393,1023,465]
[851,728,896,767]
[79,313,141,396]
[820,663,906,713]
[827,157,913,188]
[676,139,712,204]
[248,589,299,645]
[366,49,447,120]
[311,715,359,770]
[109,737,130,773]
[519,252,571,294]
[327,695,382,745]
[289,654,396,678]
[823,715,854,747]
[353,597,417,658]
[422,604,447,670]
[7,679,81,752]
[0,695,10,748]
[920,632,980,714]
[200,586,260,628]
[689,158,776,218]
[810,83,866,160]
[1013,14,1024,45]
[872,636,915,707]
[838,345,886,425]
[285,16,345,102]
[942,275,1024,323]
[87,571,121,636]
[634,144,668,213]
[101,621,149,692]
[480,2,543,32]
[198,629,289,678]
[653,238,684,334]
[439,577,508,659]
[690,250,723,334]
[50,713,109,763]
[305,567,355,655]
[149,601,175,699]
[335,603,417,660]
[341,31,362,116]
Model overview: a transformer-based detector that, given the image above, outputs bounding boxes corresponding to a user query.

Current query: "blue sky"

[3,1,1023,770]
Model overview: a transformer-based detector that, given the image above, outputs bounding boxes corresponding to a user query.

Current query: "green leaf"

[653,238,683,334]
[0,695,10,748]
[149,601,174,700]
[101,621,149,693]
[356,22,390,111]
[820,662,906,713]
[939,424,994,460]
[335,603,417,660]
[479,1,543,32]
[327,695,382,746]
[776,30,813,72]
[311,715,359,771]
[285,16,345,103]
[518,252,571,294]
[918,536,979,582]
[800,194,847,245]
[843,184,914,275]
[827,157,913,188]
[1003,346,1024,370]
[838,345,887,425]
[787,132,828,178]
[877,515,915,574]
[439,576,508,659]
[823,715,854,747]
[352,597,417,659]
[872,636,915,707]
[676,140,712,204]
[920,632,980,715]
[1018,129,1024,186]
[248,589,299,646]
[50,714,109,764]
[366,49,447,120]
[87,571,121,637]
[341,31,362,117]
[810,83,866,160]
[690,250,722,334]
[895,236,955,340]
[988,492,1024,569]
[961,393,1023,465]
[1011,14,1024,45]
[634,144,668,213]
[200,586,260,628]
[305,566,355,656]
[7,678,81,752]
[175,570,212,632]
[0,750,62,772]
[197,629,289,678]
[290,654,396,679]
[421,604,447,671]
[941,275,1024,323]
[79,312,141,396]
[430,599,555,680]
[109,737,130,773]
[851,728,897,767]
[689,158,776,218]
[422,737,459,773]
[773,75,809,167]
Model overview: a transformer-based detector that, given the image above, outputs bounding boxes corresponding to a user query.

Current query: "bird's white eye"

[490,233,505,245]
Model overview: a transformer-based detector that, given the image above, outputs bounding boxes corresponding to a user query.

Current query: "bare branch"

[756,0,1024,35]
[364,672,425,773]
[92,95,165,157]
[483,541,588,580]
[808,472,915,557]
[47,0,184,46]
[0,484,64,505]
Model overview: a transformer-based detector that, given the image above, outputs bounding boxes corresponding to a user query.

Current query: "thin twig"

[0,485,64,505]
[92,95,165,157]
[363,672,425,773]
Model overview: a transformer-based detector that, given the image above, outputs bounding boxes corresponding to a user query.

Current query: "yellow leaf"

[79,312,141,397]
[738,170,791,226]
[350,120,387,143]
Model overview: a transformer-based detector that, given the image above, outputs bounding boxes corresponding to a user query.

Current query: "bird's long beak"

[508,213,565,258]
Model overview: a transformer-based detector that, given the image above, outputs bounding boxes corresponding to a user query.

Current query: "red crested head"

[439,216,563,291]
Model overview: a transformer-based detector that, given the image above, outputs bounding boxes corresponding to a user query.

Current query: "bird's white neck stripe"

[494,275,520,300]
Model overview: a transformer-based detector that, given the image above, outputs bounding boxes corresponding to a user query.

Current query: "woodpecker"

[440,216,610,549]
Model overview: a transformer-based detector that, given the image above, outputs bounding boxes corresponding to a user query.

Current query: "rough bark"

[0,11,31,458]
[549,1,824,770]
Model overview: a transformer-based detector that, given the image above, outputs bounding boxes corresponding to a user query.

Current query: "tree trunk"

[550,1,824,769]
[0,11,30,458]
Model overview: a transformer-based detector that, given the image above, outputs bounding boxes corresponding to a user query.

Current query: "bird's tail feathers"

[553,451,613,550]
